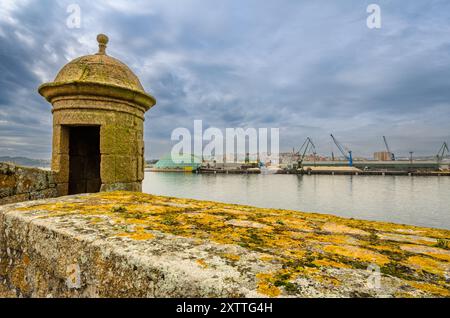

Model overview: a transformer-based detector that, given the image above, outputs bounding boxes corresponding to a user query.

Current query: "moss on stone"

[11,191,450,297]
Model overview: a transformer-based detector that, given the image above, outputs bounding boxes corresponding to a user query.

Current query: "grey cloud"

[0,0,449,159]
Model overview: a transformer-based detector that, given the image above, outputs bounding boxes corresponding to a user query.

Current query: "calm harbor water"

[143,172,450,230]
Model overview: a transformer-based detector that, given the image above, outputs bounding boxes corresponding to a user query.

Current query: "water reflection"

[143,172,450,229]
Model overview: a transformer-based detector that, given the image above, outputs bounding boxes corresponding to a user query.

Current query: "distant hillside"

[0,157,50,168]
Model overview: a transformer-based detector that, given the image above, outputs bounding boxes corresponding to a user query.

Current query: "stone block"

[130,158,138,181]
[15,168,48,193]
[47,172,56,186]
[56,183,69,196]
[137,155,144,181]
[130,182,142,192]
[100,182,141,192]
[114,155,134,183]
[100,125,116,155]
[29,188,58,201]
[0,174,17,190]
[53,125,69,154]
[137,136,144,156]
[100,155,115,184]
[55,110,105,126]
[117,113,134,128]
[0,187,15,200]
[0,193,30,205]
[114,127,136,155]
[52,154,69,184]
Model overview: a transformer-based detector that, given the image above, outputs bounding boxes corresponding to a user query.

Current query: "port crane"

[436,142,449,164]
[383,136,395,161]
[330,134,353,166]
[296,137,316,169]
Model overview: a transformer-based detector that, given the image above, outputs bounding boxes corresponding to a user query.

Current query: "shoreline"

[146,168,450,177]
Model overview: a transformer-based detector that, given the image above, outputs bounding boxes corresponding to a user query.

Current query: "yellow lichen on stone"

[322,223,370,236]
[311,233,358,246]
[115,232,155,241]
[407,281,450,297]
[115,226,154,241]
[256,273,281,297]
[368,244,401,254]
[312,273,342,287]
[196,259,208,268]
[400,244,450,262]
[377,232,437,246]
[404,255,448,277]
[13,191,450,297]
[90,217,104,224]
[312,259,351,269]
[323,245,390,265]
[23,254,30,266]
[221,253,241,262]
[259,255,276,263]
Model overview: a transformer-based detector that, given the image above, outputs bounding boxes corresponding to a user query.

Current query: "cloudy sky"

[1,0,449,159]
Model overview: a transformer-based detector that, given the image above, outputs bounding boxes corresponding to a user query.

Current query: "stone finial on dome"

[96,34,109,55]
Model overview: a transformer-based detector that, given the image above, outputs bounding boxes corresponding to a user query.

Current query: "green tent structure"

[153,154,202,172]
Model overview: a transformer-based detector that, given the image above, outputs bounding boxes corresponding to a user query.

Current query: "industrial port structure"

[149,134,449,176]
[280,135,450,176]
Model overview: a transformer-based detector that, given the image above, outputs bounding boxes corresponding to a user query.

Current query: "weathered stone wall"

[51,98,146,195]
[1,192,449,298]
[0,163,58,205]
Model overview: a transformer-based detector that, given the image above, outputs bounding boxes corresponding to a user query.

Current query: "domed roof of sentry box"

[54,34,145,92]
[39,34,156,110]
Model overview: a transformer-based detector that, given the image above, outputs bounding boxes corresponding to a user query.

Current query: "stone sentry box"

[39,34,156,195]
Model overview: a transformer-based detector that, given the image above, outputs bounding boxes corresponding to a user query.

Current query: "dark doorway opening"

[68,126,101,195]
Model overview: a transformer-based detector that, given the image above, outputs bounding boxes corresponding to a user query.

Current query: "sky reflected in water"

[143,172,450,230]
